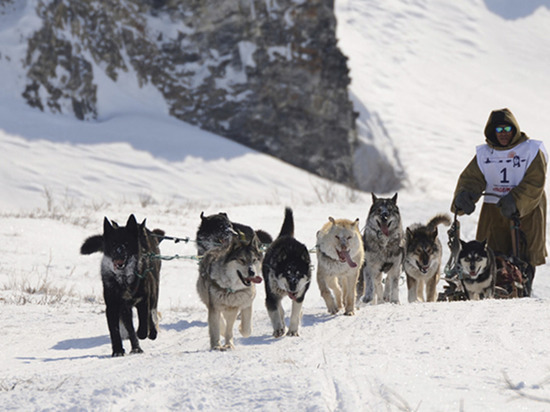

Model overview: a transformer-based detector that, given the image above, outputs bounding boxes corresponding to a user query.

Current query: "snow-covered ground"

[1,0,550,410]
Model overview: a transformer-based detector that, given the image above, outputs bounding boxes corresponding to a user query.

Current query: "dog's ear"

[138,218,148,238]
[108,217,120,229]
[371,193,378,203]
[406,227,413,242]
[431,227,438,240]
[103,217,114,234]
[353,218,360,229]
[302,249,311,264]
[392,193,398,203]
[460,239,467,249]
[200,211,205,220]
[329,217,335,225]
[481,239,487,249]
[139,218,147,231]
[126,214,138,234]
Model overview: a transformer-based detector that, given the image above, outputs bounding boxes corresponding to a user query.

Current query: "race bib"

[476,140,547,204]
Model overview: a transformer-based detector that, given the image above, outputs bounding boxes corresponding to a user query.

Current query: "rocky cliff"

[20,0,402,190]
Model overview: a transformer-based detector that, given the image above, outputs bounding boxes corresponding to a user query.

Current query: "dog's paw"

[137,329,147,340]
[112,350,125,357]
[327,307,339,315]
[360,295,374,305]
[286,330,300,337]
[148,328,158,340]
[130,347,144,354]
[212,343,234,351]
[273,328,286,338]
[344,310,355,316]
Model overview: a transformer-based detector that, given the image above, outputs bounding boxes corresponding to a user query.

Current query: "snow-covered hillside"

[338,0,550,198]
[1,0,550,410]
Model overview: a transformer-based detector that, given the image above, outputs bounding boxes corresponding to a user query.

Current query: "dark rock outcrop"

[20,0,402,189]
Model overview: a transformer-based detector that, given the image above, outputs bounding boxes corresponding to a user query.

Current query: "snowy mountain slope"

[337,0,550,199]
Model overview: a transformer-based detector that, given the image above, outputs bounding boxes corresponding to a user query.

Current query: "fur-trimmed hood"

[483,107,527,150]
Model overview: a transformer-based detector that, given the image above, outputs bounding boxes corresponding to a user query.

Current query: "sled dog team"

[81,193,497,355]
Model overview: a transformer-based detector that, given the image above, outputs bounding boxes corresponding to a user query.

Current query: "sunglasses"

[496,126,512,133]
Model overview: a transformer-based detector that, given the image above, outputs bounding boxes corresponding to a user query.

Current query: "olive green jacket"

[451,108,548,266]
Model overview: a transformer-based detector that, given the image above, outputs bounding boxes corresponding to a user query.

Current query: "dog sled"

[437,207,534,302]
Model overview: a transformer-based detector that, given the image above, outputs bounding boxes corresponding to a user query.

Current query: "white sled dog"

[359,193,404,304]
[316,217,364,315]
[404,214,451,302]
[197,234,263,350]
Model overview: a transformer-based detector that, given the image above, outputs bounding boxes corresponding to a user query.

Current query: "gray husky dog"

[197,234,263,350]
[80,214,164,357]
[458,239,497,300]
[359,193,404,304]
[262,208,311,338]
[404,214,451,302]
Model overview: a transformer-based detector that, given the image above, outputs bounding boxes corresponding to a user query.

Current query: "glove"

[454,191,478,215]
[497,193,517,219]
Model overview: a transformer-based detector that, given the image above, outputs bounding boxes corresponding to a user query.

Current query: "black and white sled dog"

[80,214,164,357]
[404,214,451,303]
[196,211,272,256]
[197,232,263,350]
[262,208,312,338]
[457,239,497,300]
[358,193,404,304]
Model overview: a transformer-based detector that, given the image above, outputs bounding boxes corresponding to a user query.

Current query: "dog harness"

[476,140,547,204]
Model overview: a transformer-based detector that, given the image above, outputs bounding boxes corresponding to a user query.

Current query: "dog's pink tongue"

[380,222,390,236]
[250,276,263,284]
[288,292,298,301]
[338,249,357,268]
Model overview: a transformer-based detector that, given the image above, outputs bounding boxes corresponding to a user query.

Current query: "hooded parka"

[451,108,548,266]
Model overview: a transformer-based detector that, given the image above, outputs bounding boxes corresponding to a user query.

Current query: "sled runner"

[438,209,534,301]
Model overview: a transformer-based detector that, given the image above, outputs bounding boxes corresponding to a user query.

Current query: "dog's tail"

[255,229,273,245]
[150,228,166,244]
[277,207,295,238]
[80,235,104,255]
[427,214,452,230]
